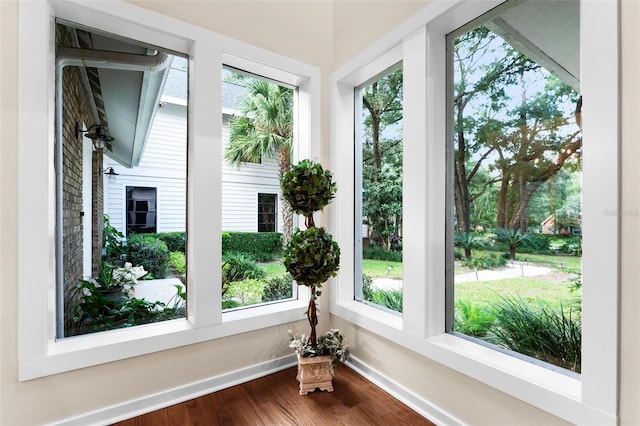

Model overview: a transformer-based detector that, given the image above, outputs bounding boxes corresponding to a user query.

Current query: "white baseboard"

[50,354,462,426]
[49,355,298,426]
[345,357,465,426]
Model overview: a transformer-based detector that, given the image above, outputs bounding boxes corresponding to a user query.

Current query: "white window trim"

[329,0,618,424]
[18,0,319,380]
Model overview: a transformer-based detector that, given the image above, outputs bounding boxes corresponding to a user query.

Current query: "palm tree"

[454,231,488,260]
[225,79,294,244]
[494,228,533,260]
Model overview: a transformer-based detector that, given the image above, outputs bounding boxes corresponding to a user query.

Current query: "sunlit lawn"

[455,277,580,310]
[261,254,581,307]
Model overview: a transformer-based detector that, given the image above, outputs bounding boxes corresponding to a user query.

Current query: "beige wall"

[1,0,638,425]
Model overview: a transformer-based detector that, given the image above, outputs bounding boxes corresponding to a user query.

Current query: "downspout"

[55,48,170,338]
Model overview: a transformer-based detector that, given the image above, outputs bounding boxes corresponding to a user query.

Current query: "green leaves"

[280,159,336,217]
[283,227,340,287]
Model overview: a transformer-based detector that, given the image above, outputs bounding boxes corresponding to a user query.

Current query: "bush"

[454,300,495,337]
[169,251,186,275]
[222,252,266,284]
[362,274,373,301]
[224,279,264,306]
[490,296,581,372]
[369,288,402,313]
[461,254,507,270]
[147,232,186,253]
[362,245,402,262]
[222,232,283,262]
[126,234,170,278]
[262,274,293,302]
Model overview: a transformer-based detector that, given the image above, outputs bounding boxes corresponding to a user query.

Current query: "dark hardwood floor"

[113,365,435,425]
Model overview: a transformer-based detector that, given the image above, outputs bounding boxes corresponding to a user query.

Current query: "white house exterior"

[103,58,283,237]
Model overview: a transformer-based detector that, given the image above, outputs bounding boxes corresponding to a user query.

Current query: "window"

[331,0,618,423]
[258,193,278,232]
[19,0,318,379]
[126,187,157,235]
[355,65,404,313]
[220,67,297,311]
[446,0,583,374]
[56,20,187,338]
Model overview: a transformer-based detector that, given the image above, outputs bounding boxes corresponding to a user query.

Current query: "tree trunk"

[278,147,293,245]
[454,100,472,233]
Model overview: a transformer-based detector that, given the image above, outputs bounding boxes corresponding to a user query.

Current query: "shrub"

[222,252,266,284]
[126,234,170,278]
[461,254,507,270]
[224,279,264,306]
[67,279,185,336]
[148,232,186,253]
[362,274,374,301]
[369,288,402,313]
[262,274,293,302]
[362,245,402,262]
[103,214,125,262]
[221,232,282,261]
[169,251,186,275]
[490,296,581,372]
[454,300,495,337]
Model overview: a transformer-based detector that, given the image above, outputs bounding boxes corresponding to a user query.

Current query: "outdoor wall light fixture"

[104,167,119,183]
[75,122,114,150]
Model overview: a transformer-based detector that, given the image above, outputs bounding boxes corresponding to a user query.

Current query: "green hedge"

[126,234,170,279]
[145,232,186,253]
[222,232,283,262]
[362,245,402,262]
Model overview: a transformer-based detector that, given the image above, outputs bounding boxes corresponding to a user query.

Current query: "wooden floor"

[113,365,435,425]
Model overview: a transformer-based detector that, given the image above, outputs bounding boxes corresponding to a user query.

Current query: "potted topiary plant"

[280,159,349,395]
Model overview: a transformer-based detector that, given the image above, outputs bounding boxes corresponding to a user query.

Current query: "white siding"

[220,116,283,233]
[104,103,187,235]
[104,105,283,235]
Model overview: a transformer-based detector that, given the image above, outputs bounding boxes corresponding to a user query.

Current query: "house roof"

[485,0,579,91]
[58,21,173,169]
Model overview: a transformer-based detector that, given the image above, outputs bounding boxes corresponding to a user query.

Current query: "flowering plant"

[111,262,147,297]
[288,329,350,371]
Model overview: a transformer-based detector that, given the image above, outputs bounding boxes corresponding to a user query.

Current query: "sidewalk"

[372,262,552,290]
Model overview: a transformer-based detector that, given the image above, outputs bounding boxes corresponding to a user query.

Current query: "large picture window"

[19,0,318,380]
[56,21,187,338]
[331,0,618,423]
[446,0,582,373]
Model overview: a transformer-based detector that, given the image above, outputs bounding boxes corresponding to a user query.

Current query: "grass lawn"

[456,277,580,310]
[261,255,581,309]
[362,259,403,279]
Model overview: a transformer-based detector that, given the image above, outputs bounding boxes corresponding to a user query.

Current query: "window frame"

[18,0,319,380]
[329,0,619,424]
[353,60,404,310]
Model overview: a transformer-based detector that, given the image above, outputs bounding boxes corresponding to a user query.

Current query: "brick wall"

[58,26,104,332]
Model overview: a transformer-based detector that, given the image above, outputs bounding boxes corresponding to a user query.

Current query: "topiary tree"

[281,159,340,349]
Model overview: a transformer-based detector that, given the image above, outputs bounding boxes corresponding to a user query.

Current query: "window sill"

[20,299,308,381]
[331,303,615,425]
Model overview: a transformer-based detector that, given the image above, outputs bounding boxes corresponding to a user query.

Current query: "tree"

[490,79,581,231]
[361,68,404,249]
[454,232,488,260]
[494,228,533,260]
[225,79,294,244]
[453,27,581,234]
[452,27,536,234]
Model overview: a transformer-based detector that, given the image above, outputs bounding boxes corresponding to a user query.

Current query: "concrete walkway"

[373,262,552,290]
[134,278,185,305]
